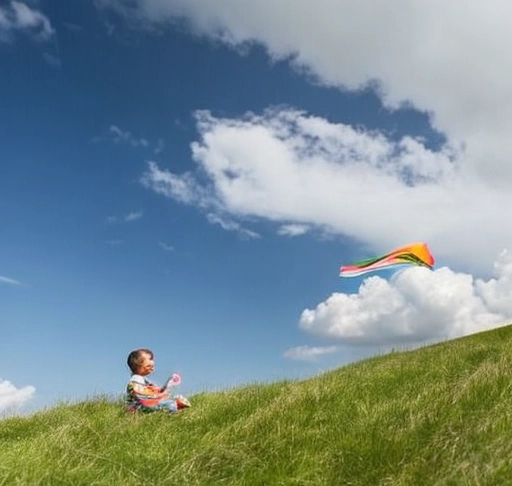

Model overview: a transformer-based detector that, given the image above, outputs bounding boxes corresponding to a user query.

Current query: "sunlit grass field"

[2,325,512,485]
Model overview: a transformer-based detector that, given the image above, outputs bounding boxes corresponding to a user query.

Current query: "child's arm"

[161,373,182,392]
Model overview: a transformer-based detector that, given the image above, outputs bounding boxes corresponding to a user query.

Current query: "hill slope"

[2,325,512,485]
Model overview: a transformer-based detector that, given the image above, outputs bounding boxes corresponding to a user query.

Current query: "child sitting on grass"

[125,348,191,413]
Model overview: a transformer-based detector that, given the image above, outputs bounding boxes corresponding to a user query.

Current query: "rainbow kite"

[339,242,435,278]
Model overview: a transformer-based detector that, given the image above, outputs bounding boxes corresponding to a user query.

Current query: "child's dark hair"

[127,348,154,373]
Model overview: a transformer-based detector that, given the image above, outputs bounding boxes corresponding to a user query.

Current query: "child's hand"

[162,373,182,391]
[170,373,182,386]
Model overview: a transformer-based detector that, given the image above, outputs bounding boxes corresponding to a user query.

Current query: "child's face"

[136,352,155,376]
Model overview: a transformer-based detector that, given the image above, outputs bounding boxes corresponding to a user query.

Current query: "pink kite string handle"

[162,372,182,392]
[170,373,181,386]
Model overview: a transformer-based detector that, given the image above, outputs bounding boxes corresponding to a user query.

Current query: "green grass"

[3,325,512,485]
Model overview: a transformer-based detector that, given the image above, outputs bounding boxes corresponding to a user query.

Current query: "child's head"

[127,348,155,376]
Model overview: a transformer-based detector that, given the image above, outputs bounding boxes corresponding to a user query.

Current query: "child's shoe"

[176,395,191,409]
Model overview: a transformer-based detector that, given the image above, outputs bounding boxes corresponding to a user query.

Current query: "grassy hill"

[2,325,512,485]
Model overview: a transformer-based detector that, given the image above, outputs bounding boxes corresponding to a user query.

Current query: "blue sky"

[3,0,512,415]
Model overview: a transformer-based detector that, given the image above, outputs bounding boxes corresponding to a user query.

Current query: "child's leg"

[142,396,190,413]
[154,398,179,413]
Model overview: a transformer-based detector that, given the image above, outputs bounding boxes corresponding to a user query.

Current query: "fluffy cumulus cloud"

[99,1,512,216]
[0,379,35,415]
[0,1,54,42]
[299,250,512,347]
[141,108,508,274]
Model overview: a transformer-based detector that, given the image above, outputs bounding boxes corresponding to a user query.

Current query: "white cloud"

[109,125,149,148]
[298,251,512,347]
[154,138,165,155]
[94,125,165,154]
[206,213,260,239]
[278,224,310,237]
[0,1,54,42]
[42,51,61,67]
[158,241,174,252]
[0,379,35,415]
[141,160,206,206]
[106,210,143,224]
[124,210,143,222]
[141,108,509,275]
[106,239,124,245]
[0,275,21,286]
[283,345,339,361]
